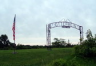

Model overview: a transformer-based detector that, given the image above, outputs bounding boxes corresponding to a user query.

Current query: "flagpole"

[13,39,16,54]
[14,14,16,54]
[12,14,16,54]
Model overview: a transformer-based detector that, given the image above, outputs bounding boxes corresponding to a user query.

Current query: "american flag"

[12,15,16,41]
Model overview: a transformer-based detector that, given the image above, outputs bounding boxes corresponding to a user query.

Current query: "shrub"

[50,58,77,66]
[51,59,67,66]
[74,29,96,57]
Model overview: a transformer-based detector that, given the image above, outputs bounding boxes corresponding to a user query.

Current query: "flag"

[12,15,16,41]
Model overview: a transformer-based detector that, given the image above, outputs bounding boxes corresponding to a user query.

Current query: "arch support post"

[46,24,51,50]
[79,26,83,44]
[48,28,51,46]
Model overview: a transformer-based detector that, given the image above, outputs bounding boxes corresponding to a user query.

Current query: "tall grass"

[0,48,73,66]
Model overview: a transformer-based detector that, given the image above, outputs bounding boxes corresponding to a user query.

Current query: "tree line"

[0,34,74,50]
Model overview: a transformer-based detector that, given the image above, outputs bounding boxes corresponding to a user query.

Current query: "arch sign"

[46,21,83,46]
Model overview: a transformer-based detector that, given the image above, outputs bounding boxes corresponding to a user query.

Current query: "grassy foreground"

[1,48,96,66]
[0,48,72,66]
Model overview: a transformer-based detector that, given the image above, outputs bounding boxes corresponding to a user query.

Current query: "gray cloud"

[0,0,96,45]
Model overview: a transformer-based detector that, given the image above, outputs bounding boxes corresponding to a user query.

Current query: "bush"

[74,40,96,57]
[52,59,67,66]
[50,58,77,66]
[74,29,96,57]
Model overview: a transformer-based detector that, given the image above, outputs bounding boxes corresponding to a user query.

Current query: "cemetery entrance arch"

[46,21,83,46]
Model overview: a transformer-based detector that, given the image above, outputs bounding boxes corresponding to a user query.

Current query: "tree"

[52,38,66,47]
[0,37,4,48]
[52,38,61,47]
[85,29,95,48]
[59,38,67,46]
[0,34,8,46]
[86,29,93,40]
[0,34,16,49]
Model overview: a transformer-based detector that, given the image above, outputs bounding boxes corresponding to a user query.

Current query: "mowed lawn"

[0,48,73,66]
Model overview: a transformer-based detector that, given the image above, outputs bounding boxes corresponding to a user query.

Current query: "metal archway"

[46,21,83,46]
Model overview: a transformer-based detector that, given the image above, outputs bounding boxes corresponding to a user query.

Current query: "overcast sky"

[0,0,96,45]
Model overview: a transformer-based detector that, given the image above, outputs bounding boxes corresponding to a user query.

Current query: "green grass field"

[0,48,96,66]
[0,48,72,66]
